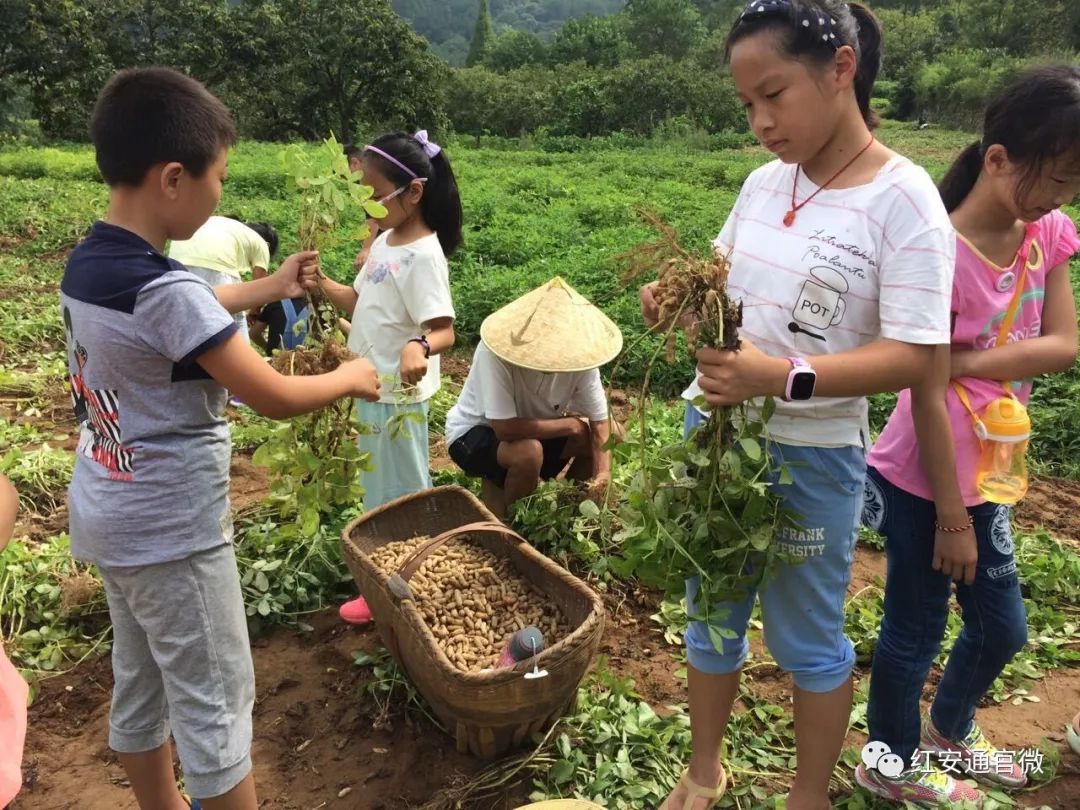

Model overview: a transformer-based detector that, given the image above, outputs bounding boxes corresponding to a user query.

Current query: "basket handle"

[386,521,528,602]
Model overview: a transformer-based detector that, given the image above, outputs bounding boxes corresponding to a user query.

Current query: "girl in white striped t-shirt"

[640,2,955,808]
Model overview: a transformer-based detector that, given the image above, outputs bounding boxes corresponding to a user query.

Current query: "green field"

[1,122,1079,808]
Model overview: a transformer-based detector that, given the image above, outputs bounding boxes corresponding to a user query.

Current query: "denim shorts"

[682,405,866,692]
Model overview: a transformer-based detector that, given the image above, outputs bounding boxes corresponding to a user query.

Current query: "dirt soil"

[15,543,1080,809]
[1016,475,1080,546]
[6,355,1079,808]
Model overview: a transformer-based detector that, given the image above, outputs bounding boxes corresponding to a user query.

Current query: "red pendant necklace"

[784,135,876,227]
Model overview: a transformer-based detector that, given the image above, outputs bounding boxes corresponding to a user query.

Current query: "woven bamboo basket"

[341,485,605,759]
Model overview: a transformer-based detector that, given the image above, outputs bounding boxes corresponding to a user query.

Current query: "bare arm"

[911,345,978,583]
[0,474,17,550]
[425,319,455,356]
[215,276,290,314]
[319,275,360,316]
[196,332,380,419]
[491,416,584,443]
[952,262,1078,381]
[214,252,319,314]
[696,337,935,405]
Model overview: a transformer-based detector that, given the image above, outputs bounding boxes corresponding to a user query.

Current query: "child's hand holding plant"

[696,339,791,406]
[399,339,429,386]
[338,358,382,403]
[269,250,321,300]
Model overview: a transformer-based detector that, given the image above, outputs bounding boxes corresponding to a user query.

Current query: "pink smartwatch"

[784,357,816,401]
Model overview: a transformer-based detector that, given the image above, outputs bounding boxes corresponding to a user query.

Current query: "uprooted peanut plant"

[252,137,387,535]
[612,211,794,647]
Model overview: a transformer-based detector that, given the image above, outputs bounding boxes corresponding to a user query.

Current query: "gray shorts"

[98,544,254,799]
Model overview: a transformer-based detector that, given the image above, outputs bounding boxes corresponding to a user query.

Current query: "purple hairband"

[364,130,442,180]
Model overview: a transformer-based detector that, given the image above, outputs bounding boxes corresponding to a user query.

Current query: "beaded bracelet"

[935,516,974,533]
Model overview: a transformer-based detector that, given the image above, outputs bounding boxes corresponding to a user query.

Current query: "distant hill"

[391,0,624,65]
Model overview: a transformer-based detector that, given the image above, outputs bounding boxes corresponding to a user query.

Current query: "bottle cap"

[977,397,1031,443]
[509,626,545,661]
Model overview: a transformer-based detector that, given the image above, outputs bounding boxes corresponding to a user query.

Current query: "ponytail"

[725,0,883,129]
[421,150,464,258]
[938,142,983,213]
[362,130,465,258]
[848,3,882,129]
[939,65,1080,213]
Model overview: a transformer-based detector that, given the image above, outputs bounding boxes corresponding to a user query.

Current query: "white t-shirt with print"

[683,157,955,447]
[444,342,610,445]
[347,231,454,404]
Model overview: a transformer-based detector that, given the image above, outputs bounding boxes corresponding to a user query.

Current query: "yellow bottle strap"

[994,242,1030,354]
[953,226,1035,423]
[951,380,983,427]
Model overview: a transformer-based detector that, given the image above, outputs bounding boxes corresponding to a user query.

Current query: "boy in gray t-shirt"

[65,68,380,810]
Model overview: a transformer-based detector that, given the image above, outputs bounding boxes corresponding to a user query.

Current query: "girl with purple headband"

[317,130,464,626]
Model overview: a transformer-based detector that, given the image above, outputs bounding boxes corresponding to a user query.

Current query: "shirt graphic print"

[64,306,134,480]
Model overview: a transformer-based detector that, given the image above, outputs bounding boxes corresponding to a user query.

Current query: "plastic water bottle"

[974,397,1030,505]
[497,626,545,668]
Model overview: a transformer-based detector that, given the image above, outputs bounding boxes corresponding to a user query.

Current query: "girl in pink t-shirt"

[859,65,1080,806]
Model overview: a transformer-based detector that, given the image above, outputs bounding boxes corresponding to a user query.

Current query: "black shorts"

[254,298,307,355]
[448,426,569,487]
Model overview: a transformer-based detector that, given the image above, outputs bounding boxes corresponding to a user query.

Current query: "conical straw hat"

[480,277,623,373]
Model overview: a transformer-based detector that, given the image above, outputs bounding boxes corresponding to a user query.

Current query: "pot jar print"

[793,266,849,331]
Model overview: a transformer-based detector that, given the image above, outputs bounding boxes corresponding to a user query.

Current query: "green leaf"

[579,499,600,519]
[739,438,762,461]
[707,624,736,650]
[549,759,575,785]
[760,395,777,423]
[300,507,320,537]
[750,527,771,551]
[364,200,388,219]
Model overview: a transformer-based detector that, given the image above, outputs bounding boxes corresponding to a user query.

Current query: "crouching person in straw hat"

[444,277,624,518]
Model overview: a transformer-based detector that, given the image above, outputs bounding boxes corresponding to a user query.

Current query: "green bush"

[447,57,744,140]
[914,49,1029,130]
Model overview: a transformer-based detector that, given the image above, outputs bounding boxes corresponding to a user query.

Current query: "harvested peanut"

[369,535,573,672]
